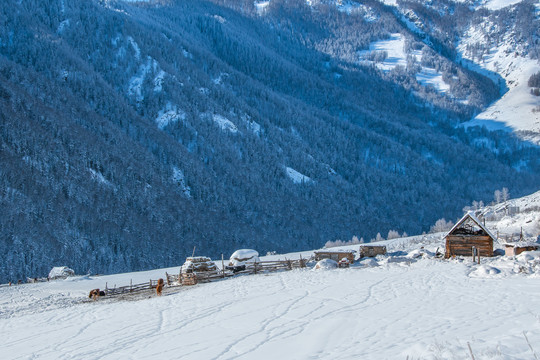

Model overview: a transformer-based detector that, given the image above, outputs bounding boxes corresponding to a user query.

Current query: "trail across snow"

[1,254,540,359]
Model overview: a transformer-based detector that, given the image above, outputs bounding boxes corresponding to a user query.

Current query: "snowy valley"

[1,2,540,355]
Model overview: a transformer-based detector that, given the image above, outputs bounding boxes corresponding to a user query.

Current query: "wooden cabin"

[359,245,387,258]
[314,250,355,264]
[504,242,540,257]
[444,212,496,259]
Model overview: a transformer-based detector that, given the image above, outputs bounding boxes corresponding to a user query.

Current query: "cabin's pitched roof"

[444,211,497,240]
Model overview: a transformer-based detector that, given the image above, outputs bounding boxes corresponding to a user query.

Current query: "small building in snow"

[314,250,355,264]
[359,245,387,258]
[444,212,496,258]
[503,242,540,257]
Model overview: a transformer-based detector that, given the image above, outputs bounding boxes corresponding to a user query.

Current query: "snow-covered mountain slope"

[480,189,540,241]
[457,2,540,144]
[2,231,540,359]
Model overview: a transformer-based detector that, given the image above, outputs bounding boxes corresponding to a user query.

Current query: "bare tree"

[494,190,502,204]
[502,187,510,202]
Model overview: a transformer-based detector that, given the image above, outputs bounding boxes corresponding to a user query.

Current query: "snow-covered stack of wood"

[359,245,387,258]
[48,266,75,280]
[181,257,218,274]
[444,212,496,258]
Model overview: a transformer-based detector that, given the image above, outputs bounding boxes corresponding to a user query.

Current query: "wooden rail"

[103,258,308,298]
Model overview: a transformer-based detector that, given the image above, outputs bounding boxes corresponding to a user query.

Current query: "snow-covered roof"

[503,242,540,249]
[315,249,356,254]
[445,211,497,240]
[48,266,75,279]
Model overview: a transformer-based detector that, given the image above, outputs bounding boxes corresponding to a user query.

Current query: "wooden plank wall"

[444,235,493,258]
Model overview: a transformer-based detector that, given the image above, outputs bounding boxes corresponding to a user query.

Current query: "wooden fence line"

[103,258,308,298]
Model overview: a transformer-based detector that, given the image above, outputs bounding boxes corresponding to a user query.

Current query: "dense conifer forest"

[1,0,539,282]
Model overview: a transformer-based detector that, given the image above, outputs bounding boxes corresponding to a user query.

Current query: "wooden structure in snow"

[359,245,387,258]
[503,242,540,256]
[181,256,218,274]
[314,250,355,264]
[444,212,496,259]
[99,257,308,298]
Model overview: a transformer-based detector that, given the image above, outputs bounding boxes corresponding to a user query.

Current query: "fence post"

[222,254,225,278]
[472,246,476,263]
[130,279,133,292]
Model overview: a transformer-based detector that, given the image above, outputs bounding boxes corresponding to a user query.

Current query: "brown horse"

[88,288,105,300]
[156,278,164,296]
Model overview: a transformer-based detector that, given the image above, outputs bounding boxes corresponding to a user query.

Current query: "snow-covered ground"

[2,190,540,359]
[2,245,540,359]
[358,33,408,71]
[454,0,526,11]
[285,166,312,184]
[359,33,450,94]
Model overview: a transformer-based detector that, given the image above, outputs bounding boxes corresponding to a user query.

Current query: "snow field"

[2,249,540,359]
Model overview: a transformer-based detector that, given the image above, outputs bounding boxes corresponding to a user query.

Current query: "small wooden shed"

[314,250,355,264]
[504,242,540,256]
[359,245,387,258]
[444,212,496,259]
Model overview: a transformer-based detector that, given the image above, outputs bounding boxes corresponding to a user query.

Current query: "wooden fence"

[104,278,165,297]
[103,258,308,298]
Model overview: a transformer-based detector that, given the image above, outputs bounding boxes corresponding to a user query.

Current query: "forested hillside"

[1,0,539,282]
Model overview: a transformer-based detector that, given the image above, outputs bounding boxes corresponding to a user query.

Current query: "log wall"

[444,235,493,258]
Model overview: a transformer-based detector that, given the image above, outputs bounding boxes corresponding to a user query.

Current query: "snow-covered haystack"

[359,258,379,267]
[470,265,501,277]
[406,248,435,259]
[313,258,338,270]
[48,266,75,280]
[229,249,260,267]
[181,257,218,274]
